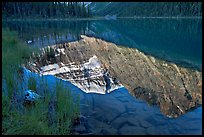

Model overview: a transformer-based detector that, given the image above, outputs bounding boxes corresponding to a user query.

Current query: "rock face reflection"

[27,35,202,118]
[87,19,202,70]
[4,19,201,70]
[36,55,123,94]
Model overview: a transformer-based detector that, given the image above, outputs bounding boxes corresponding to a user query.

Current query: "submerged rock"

[24,90,40,102]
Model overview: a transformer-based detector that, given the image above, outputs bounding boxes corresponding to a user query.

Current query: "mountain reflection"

[3,18,202,71]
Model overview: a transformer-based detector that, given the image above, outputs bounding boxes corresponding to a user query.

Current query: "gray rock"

[24,90,40,102]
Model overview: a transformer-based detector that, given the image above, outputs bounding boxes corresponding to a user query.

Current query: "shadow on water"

[21,68,202,135]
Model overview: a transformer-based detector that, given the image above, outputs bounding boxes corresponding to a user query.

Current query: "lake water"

[3,18,202,134]
[3,18,202,71]
[21,68,202,135]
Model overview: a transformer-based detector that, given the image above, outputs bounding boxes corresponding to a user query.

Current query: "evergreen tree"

[2,2,91,19]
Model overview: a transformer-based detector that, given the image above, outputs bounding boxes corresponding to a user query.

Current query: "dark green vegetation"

[2,2,91,19]
[3,2,202,19]
[90,2,202,17]
[2,28,33,99]
[2,29,79,135]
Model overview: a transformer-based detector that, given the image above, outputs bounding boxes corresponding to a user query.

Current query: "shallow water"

[22,68,202,135]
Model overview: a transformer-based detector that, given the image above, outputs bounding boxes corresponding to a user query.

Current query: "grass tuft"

[2,28,79,135]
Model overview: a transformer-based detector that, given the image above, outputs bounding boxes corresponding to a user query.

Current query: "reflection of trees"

[4,20,90,47]
[88,19,202,70]
[4,18,201,69]
[91,18,201,51]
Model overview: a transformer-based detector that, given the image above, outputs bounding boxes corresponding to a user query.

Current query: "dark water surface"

[20,68,202,135]
[3,18,202,134]
[3,18,202,70]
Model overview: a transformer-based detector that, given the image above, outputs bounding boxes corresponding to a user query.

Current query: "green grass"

[3,80,79,135]
[2,28,80,135]
[2,28,32,99]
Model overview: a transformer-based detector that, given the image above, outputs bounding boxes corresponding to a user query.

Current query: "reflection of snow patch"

[84,55,101,69]
[150,57,156,63]
[57,48,65,55]
[176,105,184,113]
[55,54,60,57]
[163,63,168,67]
[72,80,124,94]
[38,55,124,94]
[32,63,36,66]
[40,64,59,72]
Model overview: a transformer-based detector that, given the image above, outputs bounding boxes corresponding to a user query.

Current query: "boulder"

[24,90,40,102]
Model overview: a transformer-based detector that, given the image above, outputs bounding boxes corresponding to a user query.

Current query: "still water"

[21,68,202,135]
[3,18,202,134]
[3,18,202,70]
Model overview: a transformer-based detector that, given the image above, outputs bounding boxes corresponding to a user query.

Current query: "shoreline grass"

[2,28,79,135]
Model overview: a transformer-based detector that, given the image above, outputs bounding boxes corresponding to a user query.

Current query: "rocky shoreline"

[27,35,202,118]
